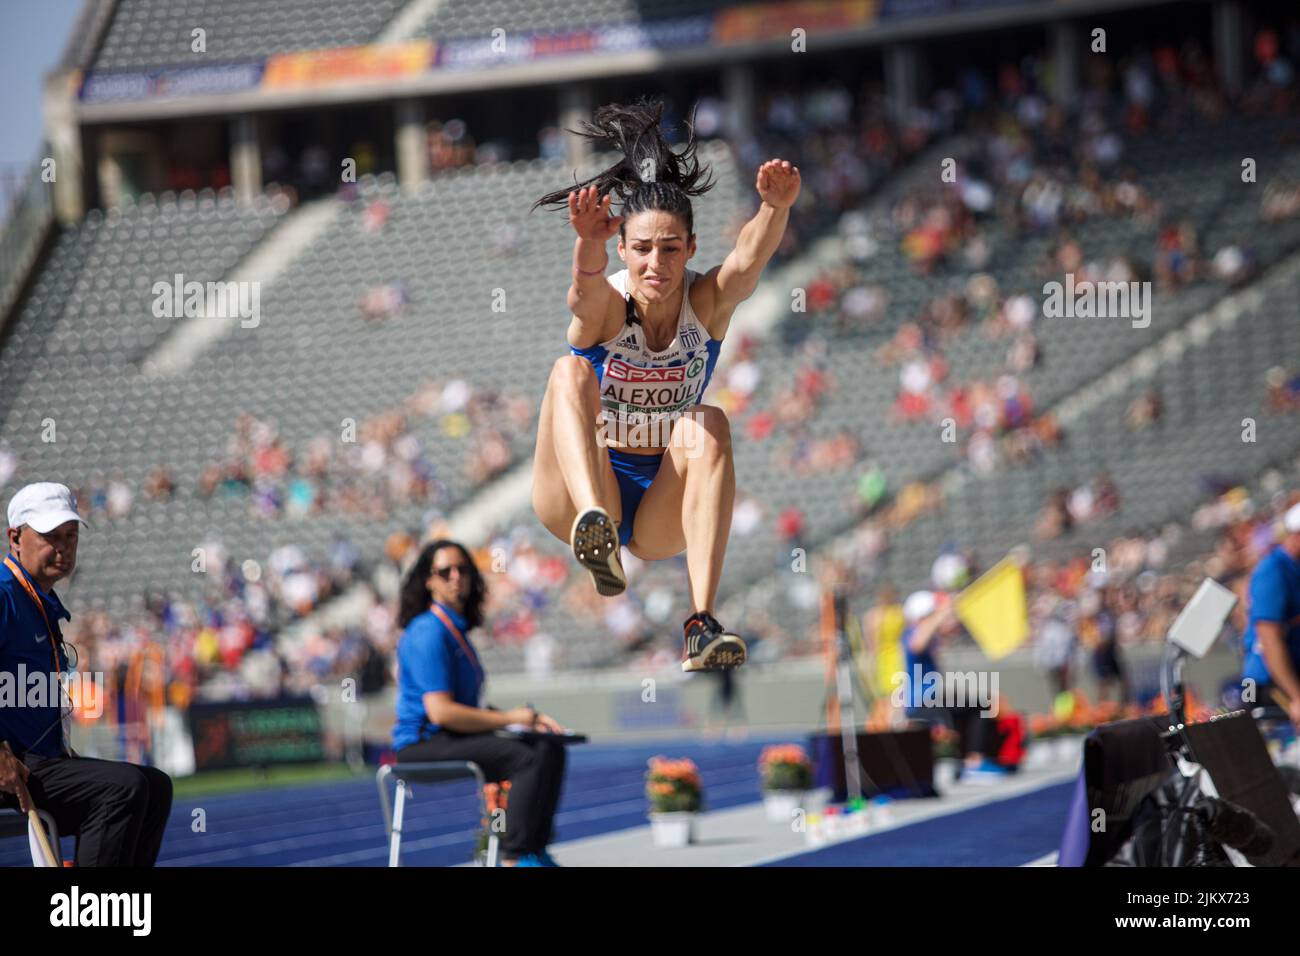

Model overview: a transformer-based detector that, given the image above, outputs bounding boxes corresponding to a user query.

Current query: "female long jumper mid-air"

[529,99,799,672]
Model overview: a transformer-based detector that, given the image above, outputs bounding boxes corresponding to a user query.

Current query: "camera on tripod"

[1100,578,1300,866]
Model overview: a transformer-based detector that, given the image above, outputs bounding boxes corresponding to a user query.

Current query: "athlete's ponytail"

[531,97,716,238]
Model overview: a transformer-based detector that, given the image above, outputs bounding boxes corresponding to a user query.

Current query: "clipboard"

[494,728,588,744]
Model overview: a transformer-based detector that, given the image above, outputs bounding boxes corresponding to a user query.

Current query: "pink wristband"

[573,260,607,276]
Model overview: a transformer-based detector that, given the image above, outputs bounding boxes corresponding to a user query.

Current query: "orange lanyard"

[4,555,63,677]
[429,603,484,687]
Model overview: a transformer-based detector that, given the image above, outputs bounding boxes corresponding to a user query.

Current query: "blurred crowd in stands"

[1034,473,1122,541]
[14,25,1300,719]
[857,472,1300,708]
[189,378,530,520]
[732,33,1300,514]
[63,534,369,709]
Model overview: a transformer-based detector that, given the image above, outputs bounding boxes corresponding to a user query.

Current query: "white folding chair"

[1,807,62,866]
[376,761,498,867]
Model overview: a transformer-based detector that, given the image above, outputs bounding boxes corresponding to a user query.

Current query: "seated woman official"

[392,539,569,867]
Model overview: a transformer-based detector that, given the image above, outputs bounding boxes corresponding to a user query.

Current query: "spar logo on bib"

[601,356,706,416]
[606,358,685,383]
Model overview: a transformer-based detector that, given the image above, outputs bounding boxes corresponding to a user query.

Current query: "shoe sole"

[682,636,748,672]
[571,508,626,597]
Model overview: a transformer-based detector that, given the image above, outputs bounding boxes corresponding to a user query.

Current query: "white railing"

[0,152,55,323]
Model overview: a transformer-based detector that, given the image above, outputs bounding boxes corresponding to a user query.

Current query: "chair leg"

[473,767,499,867]
[376,766,393,837]
[388,779,407,868]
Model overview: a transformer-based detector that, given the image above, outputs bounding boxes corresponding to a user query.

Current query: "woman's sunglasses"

[433,565,470,580]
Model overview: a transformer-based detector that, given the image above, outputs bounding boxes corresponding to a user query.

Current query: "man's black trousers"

[2,754,173,866]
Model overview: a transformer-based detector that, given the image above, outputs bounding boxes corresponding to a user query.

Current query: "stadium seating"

[0,147,744,617]
[466,109,1300,669]
[870,262,1300,597]
[90,0,408,70]
[712,111,1300,611]
[4,64,1299,682]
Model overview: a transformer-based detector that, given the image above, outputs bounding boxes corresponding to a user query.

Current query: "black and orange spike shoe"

[681,611,747,672]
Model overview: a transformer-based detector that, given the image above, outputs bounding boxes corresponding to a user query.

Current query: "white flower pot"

[1055,735,1083,764]
[871,799,895,827]
[763,790,805,823]
[844,809,871,835]
[1025,740,1054,769]
[933,757,962,788]
[649,812,696,847]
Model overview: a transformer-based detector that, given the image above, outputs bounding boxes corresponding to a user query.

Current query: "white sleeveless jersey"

[569,268,722,430]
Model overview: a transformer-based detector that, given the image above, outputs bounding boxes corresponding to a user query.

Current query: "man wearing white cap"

[897,589,1007,780]
[0,482,173,865]
[1241,501,1300,728]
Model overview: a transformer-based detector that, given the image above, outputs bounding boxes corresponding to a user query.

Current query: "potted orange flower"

[646,756,702,847]
[473,781,510,866]
[758,744,812,822]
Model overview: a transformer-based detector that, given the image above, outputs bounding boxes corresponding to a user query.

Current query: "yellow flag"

[872,605,905,697]
[954,557,1028,660]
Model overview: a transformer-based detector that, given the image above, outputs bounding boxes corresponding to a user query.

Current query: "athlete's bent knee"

[550,355,598,392]
[678,404,731,457]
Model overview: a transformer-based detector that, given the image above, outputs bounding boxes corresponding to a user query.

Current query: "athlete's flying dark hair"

[531,97,716,239]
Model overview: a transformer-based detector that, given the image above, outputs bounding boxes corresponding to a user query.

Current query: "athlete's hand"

[0,741,32,814]
[757,159,800,209]
[568,185,623,242]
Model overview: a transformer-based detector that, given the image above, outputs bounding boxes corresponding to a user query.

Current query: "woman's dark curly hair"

[397,539,487,630]
[531,97,716,239]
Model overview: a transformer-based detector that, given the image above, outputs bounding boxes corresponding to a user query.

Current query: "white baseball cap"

[7,482,88,535]
[1284,501,1300,535]
[903,590,938,624]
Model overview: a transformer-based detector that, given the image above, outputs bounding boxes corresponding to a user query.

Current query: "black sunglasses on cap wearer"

[433,564,470,580]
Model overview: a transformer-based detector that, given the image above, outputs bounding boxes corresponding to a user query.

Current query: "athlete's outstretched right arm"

[565,185,622,347]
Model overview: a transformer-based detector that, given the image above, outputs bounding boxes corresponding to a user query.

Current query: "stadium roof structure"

[69,0,1180,123]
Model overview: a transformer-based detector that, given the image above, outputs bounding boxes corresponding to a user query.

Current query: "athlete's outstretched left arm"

[699,159,801,339]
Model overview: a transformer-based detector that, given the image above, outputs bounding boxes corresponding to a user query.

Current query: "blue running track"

[0,737,1072,867]
[762,780,1074,866]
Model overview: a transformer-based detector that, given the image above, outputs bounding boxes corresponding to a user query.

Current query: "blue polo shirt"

[0,556,72,758]
[901,624,940,715]
[1242,546,1300,686]
[392,603,484,751]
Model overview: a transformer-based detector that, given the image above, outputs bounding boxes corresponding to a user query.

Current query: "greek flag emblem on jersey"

[680,325,701,348]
